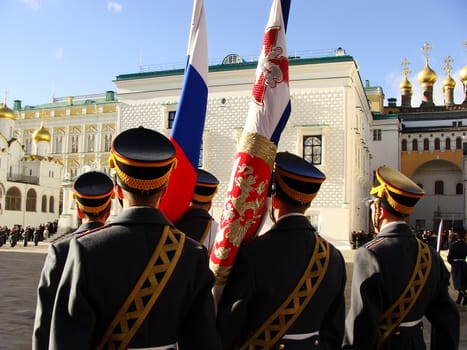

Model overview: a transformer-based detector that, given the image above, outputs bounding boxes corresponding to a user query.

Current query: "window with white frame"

[303,135,322,165]
[167,111,176,129]
[298,126,326,167]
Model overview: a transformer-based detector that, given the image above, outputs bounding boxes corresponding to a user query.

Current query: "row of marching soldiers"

[32,127,461,350]
[0,222,58,248]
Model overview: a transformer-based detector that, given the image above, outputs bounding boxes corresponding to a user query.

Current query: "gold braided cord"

[73,189,115,200]
[275,171,317,204]
[192,193,213,203]
[73,190,115,213]
[241,236,330,350]
[370,185,414,216]
[376,239,432,350]
[97,226,185,350]
[210,263,232,286]
[237,132,277,170]
[109,154,175,191]
[75,196,113,214]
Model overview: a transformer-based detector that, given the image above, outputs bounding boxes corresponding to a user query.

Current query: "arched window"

[423,138,429,150]
[434,138,440,150]
[412,139,418,151]
[456,183,463,195]
[26,189,37,212]
[401,139,407,151]
[445,138,451,150]
[5,187,21,211]
[435,180,444,195]
[49,196,55,213]
[303,135,322,165]
[41,195,47,212]
[456,137,462,150]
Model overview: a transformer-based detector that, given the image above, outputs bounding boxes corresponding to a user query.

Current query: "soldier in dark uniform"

[33,171,114,350]
[217,151,347,350]
[343,165,459,350]
[50,127,221,350]
[447,230,467,306]
[175,168,219,251]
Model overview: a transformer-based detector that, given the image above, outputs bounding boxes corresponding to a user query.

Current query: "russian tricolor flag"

[210,0,291,292]
[160,0,208,222]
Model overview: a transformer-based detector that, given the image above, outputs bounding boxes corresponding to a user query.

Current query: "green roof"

[372,113,399,120]
[20,94,116,110]
[115,55,355,81]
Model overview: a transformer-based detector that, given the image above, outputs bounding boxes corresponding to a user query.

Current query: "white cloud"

[21,0,39,10]
[55,48,64,60]
[107,1,122,13]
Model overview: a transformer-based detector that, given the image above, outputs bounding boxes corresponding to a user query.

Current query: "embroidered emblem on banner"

[252,27,289,105]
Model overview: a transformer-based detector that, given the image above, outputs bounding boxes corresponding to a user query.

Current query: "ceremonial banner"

[210,0,291,289]
[159,0,208,222]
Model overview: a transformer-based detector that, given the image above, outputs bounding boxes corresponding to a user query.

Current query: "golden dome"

[417,63,437,85]
[460,65,467,83]
[443,74,456,89]
[33,123,51,143]
[0,103,16,120]
[400,76,413,90]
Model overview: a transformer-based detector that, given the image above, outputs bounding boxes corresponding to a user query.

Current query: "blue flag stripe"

[171,61,208,168]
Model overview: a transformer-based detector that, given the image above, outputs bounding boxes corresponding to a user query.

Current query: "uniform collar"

[377,221,414,238]
[110,206,172,226]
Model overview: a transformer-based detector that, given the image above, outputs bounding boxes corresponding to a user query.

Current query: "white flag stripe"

[187,0,208,81]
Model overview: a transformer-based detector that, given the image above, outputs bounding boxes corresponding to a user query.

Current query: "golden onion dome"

[417,63,437,84]
[400,76,413,90]
[460,65,467,83]
[443,74,456,89]
[0,103,16,120]
[33,123,51,143]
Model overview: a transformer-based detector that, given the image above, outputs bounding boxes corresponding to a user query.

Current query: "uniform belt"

[128,345,177,350]
[399,319,422,327]
[282,331,319,340]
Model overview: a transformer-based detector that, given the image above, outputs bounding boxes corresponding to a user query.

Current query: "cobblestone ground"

[0,243,465,349]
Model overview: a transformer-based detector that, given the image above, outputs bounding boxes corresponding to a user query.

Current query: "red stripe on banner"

[159,138,197,222]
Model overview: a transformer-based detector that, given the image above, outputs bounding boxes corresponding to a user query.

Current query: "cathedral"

[0,99,62,229]
[371,43,467,235]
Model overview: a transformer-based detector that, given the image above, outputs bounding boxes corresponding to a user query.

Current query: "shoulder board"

[365,236,385,250]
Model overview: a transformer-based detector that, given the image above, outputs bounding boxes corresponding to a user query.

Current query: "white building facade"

[114,53,374,246]
[0,102,62,229]
[10,93,118,233]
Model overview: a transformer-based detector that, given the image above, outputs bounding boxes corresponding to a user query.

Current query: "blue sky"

[1,0,466,107]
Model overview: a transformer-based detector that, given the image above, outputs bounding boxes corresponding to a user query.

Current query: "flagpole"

[209,0,292,303]
[159,0,208,222]
[436,218,443,252]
